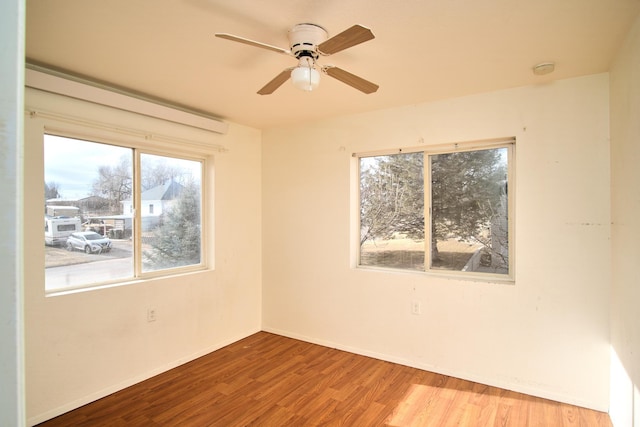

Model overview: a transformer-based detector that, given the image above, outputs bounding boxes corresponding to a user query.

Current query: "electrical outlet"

[411,300,421,315]
[147,308,157,322]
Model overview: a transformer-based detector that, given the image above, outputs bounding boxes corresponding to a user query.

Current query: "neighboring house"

[121,180,184,231]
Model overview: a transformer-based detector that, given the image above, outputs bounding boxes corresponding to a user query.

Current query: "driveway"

[45,240,134,292]
[45,239,132,267]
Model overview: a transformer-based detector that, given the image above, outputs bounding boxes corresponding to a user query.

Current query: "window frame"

[356,138,515,283]
[44,129,209,293]
[133,146,206,279]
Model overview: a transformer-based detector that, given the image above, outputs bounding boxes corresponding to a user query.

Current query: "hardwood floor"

[37,332,612,426]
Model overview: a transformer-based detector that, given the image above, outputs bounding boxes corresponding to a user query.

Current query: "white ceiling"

[26,0,640,130]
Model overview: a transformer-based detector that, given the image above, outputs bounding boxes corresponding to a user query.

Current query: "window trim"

[355,138,515,283]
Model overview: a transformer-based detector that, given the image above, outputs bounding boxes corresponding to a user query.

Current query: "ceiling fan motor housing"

[288,24,327,59]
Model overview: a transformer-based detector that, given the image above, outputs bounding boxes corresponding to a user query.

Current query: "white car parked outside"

[66,231,112,254]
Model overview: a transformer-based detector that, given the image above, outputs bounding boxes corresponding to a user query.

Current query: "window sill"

[354,264,515,285]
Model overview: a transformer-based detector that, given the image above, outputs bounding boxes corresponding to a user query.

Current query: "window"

[358,141,513,280]
[57,224,77,232]
[44,134,204,292]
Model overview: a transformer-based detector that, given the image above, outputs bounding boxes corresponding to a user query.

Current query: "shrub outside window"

[358,141,513,280]
[44,134,204,293]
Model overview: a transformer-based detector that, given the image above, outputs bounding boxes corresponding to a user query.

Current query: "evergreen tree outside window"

[358,142,513,280]
[140,153,202,273]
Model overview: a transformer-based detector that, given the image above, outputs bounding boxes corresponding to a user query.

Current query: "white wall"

[609,12,640,427]
[262,73,611,410]
[24,89,263,425]
[0,0,25,425]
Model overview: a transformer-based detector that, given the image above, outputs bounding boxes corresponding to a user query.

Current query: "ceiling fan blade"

[318,24,374,55]
[258,68,294,95]
[323,66,379,94]
[215,33,291,55]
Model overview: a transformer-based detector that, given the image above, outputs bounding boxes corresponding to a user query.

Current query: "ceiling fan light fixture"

[291,66,320,91]
[291,57,320,91]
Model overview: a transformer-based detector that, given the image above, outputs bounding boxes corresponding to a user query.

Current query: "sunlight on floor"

[609,345,639,427]
[385,383,482,426]
[386,384,437,426]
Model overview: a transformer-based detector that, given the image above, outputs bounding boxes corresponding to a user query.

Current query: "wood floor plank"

[37,332,612,427]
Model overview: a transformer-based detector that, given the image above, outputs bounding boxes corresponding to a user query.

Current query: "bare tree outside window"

[359,144,511,277]
[44,181,61,200]
[91,155,132,214]
[359,152,425,271]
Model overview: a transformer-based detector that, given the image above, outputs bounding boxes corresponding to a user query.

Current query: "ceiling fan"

[215,23,379,95]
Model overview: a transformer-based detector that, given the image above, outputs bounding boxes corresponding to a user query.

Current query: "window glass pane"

[359,152,425,271]
[140,153,202,272]
[44,135,134,291]
[430,147,509,274]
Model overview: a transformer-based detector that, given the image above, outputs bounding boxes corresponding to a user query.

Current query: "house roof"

[25,1,640,129]
[140,181,184,201]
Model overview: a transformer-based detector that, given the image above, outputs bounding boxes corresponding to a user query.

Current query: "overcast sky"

[44,135,131,200]
[44,134,202,201]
